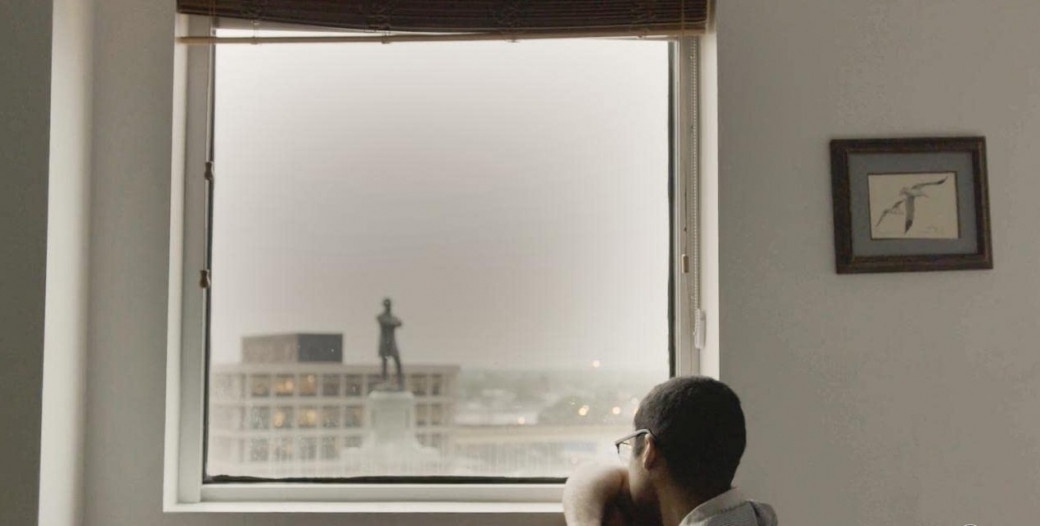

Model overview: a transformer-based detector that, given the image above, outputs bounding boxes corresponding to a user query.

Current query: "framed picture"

[830,136,992,273]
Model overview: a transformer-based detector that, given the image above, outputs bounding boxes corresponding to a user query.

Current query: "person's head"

[383,298,392,311]
[625,376,746,503]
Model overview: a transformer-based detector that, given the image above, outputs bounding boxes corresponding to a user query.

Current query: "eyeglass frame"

[614,428,653,462]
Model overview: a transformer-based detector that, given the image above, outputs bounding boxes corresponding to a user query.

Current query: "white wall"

[0,2,53,525]
[716,1,1040,524]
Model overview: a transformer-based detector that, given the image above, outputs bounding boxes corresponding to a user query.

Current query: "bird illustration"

[874,177,948,234]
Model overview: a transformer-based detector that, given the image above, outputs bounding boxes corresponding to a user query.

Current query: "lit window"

[273,375,295,397]
[272,407,293,429]
[298,406,319,428]
[299,374,318,396]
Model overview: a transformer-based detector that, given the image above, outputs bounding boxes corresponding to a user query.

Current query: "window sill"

[164,482,566,514]
[165,500,563,514]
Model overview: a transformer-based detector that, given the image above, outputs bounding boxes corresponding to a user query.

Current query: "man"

[563,376,777,526]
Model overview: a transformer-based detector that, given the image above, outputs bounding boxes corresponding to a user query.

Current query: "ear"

[640,435,659,471]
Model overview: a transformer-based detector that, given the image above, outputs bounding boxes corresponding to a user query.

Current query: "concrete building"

[207,333,458,478]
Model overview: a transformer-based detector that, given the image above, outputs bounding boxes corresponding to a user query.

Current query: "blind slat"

[176,0,708,36]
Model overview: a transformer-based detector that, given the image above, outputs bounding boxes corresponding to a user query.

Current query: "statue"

[376,298,404,389]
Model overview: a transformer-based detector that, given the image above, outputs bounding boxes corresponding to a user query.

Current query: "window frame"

[166,14,706,510]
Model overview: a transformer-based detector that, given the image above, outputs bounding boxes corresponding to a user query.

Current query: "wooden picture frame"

[830,136,992,273]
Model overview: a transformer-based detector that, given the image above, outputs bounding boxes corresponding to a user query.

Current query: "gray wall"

[7,0,1040,525]
[717,1,1040,524]
[0,2,52,525]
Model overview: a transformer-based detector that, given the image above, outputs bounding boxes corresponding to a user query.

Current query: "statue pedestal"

[366,388,420,448]
[339,387,442,475]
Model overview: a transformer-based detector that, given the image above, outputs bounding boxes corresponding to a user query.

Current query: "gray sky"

[211,37,670,372]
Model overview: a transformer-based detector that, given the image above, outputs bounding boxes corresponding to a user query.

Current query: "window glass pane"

[345,406,364,428]
[206,36,670,480]
[249,375,270,397]
[321,406,341,428]
[321,437,338,460]
[344,375,363,397]
[298,406,319,428]
[300,374,318,396]
[250,438,269,462]
[274,374,295,397]
[249,407,270,430]
[299,437,318,461]
[272,407,294,429]
[321,374,341,397]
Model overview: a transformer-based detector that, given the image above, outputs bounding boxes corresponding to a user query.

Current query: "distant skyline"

[210,37,671,373]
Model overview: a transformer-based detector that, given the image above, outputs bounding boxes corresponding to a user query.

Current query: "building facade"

[207,333,458,478]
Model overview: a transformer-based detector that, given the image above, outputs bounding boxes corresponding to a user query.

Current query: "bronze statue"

[377,298,404,388]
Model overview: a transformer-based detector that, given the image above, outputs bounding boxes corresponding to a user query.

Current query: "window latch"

[200,269,211,289]
[693,308,706,351]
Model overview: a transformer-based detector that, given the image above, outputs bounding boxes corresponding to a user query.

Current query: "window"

[298,437,318,461]
[408,376,428,397]
[249,439,269,462]
[272,407,293,429]
[298,406,319,428]
[321,406,340,428]
[344,406,363,428]
[249,375,270,397]
[248,407,270,430]
[175,16,706,507]
[344,375,363,396]
[300,374,319,396]
[273,374,295,397]
[321,374,341,396]
[321,437,338,460]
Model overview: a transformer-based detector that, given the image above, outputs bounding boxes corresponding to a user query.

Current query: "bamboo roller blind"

[176,0,709,38]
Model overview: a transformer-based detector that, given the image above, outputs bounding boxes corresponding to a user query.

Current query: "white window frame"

[164,14,711,512]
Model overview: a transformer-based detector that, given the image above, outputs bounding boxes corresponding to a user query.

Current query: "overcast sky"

[210,37,670,372]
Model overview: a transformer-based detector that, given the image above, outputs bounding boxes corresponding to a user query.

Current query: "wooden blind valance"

[176,1,708,39]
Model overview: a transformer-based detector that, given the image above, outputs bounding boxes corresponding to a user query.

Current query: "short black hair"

[633,376,746,497]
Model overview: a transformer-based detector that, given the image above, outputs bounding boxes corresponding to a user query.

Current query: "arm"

[562,463,630,526]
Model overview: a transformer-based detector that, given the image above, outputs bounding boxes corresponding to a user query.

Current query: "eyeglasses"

[614,428,652,463]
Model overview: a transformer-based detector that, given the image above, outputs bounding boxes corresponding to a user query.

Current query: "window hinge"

[681,253,689,273]
[200,269,211,289]
[204,161,214,182]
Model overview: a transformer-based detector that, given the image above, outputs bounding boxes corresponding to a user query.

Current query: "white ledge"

[165,500,564,514]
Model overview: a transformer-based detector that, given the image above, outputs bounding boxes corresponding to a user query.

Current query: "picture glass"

[867,171,959,240]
